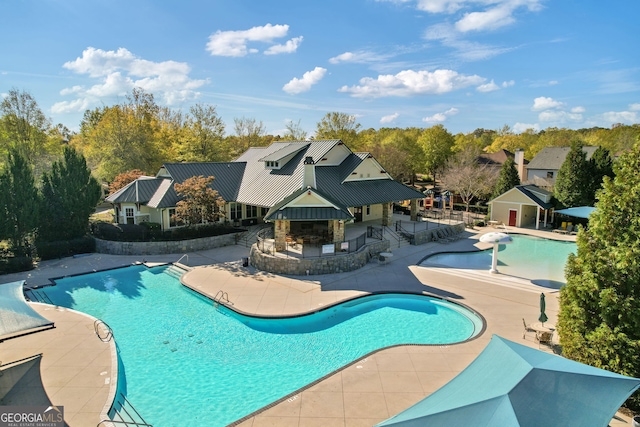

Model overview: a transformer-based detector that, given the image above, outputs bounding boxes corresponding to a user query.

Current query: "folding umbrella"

[377,335,640,427]
[538,293,548,325]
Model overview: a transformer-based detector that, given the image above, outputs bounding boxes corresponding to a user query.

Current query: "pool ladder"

[97,393,152,427]
[213,290,231,306]
[94,319,114,342]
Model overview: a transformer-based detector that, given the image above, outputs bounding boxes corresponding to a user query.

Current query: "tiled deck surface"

[0,224,634,427]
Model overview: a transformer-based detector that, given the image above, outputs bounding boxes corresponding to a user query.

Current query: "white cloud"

[329,50,389,64]
[339,69,484,98]
[548,80,559,85]
[424,23,513,61]
[456,4,516,32]
[416,0,466,13]
[380,112,400,124]
[422,107,458,123]
[476,80,500,92]
[206,23,296,57]
[53,47,206,113]
[538,110,583,123]
[601,110,638,123]
[513,122,540,133]
[502,80,515,87]
[532,96,564,111]
[629,103,640,111]
[282,67,327,94]
[264,36,303,55]
[571,106,586,113]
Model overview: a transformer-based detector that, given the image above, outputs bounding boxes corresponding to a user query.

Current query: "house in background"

[106,140,425,250]
[525,146,598,189]
[477,149,528,183]
[488,184,554,229]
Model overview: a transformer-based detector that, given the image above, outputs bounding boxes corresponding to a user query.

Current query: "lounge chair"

[565,224,574,234]
[522,318,536,339]
[537,330,554,348]
[552,221,567,234]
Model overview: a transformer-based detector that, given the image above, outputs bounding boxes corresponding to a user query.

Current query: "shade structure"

[377,335,640,427]
[479,232,513,273]
[555,206,595,219]
[0,281,53,340]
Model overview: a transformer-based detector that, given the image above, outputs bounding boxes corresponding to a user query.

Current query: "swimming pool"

[43,264,482,426]
[420,234,576,286]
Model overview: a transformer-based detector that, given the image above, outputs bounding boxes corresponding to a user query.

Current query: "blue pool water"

[421,234,576,286]
[44,265,482,426]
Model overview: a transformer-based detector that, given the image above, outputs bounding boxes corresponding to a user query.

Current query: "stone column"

[331,220,345,243]
[274,220,290,251]
[410,199,418,221]
[382,202,392,226]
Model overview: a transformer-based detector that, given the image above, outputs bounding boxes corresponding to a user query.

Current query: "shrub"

[35,236,96,260]
[90,221,238,242]
[0,256,34,274]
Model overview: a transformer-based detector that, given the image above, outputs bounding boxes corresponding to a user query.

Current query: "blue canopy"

[555,206,595,219]
[377,335,640,427]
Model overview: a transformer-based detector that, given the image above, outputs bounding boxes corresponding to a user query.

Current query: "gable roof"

[490,184,554,209]
[105,177,166,204]
[527,146,598,171]
[264,187,354,221]
[477,149,528,167]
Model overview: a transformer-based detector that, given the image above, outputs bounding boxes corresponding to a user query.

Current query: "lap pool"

[44,264,483,426]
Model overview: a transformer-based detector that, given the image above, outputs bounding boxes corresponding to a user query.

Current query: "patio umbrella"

[479,232,513,273]
[377,335,640,427]
[538,293,548,325]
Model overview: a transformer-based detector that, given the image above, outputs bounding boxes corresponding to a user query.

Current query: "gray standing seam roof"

[105,178,166,204]
[527,146,599,170]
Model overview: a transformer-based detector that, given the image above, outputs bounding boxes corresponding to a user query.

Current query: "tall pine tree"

[554,140,591,208]
[558,141,640,411]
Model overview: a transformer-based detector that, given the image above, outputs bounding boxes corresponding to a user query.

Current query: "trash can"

[242,257,249,267]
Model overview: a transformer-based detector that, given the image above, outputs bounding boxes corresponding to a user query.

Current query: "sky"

[1,0,639,137]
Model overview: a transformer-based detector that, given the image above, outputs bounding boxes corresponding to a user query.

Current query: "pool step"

[164,265,187,280]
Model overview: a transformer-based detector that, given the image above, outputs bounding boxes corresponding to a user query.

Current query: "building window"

[230,203,242,221]
[247,205,257,218]
[168,208,185,228]
[547,171,554,179]
[366,205,371,216]
[125,207,134,225]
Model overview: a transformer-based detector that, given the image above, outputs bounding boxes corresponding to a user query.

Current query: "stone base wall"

[250,240,390,275]
[94,232,242,255]
[413,223,465,245]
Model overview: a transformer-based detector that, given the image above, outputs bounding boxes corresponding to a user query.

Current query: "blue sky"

[1,0,639,136]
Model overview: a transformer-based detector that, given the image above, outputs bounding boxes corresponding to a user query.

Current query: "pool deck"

[0,225,633,427]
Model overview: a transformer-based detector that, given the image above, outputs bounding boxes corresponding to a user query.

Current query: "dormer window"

[266,161,280,170]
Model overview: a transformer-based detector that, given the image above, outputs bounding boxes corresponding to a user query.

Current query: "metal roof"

[265,206,354,221]
[258,142,310,162]
[105,177,166,204]
[516,185,554,209]
[527,146,598,170]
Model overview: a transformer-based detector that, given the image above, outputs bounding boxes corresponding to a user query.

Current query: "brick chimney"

[303,156,316,189]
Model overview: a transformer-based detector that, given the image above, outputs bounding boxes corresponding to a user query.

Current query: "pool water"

[45,265,482,427]
[421,234,576,286]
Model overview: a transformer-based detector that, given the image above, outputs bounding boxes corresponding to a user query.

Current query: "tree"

[0,150,39,255]
[440,147,497,211]
[558,141,640,411]
[233,116,266,154]
[315,112,361,147]
[554,140,591,208]
[587,146,613,204]
[178,104,226,162]
[173,176,225,226]
[417,124,454,184]
[0,89,51,175]
[38,147,102,242]
[108,169,148,195]
[492,156,521,198]
[283,119,307,141]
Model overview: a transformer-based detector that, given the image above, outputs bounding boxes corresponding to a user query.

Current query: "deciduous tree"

[173,176,225,226]
[315,112,361,148]
[178,104,226,162]
[554,140,591,208]
[108,169,148,195]
[418,124,454,184]
[558,141,640,411]
[441,147,496,211]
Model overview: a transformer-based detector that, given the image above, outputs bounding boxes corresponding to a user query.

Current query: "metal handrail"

[97,393,153,427]
[94,319,114,342]
[175,254,189,266]
[214,290,230,305]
